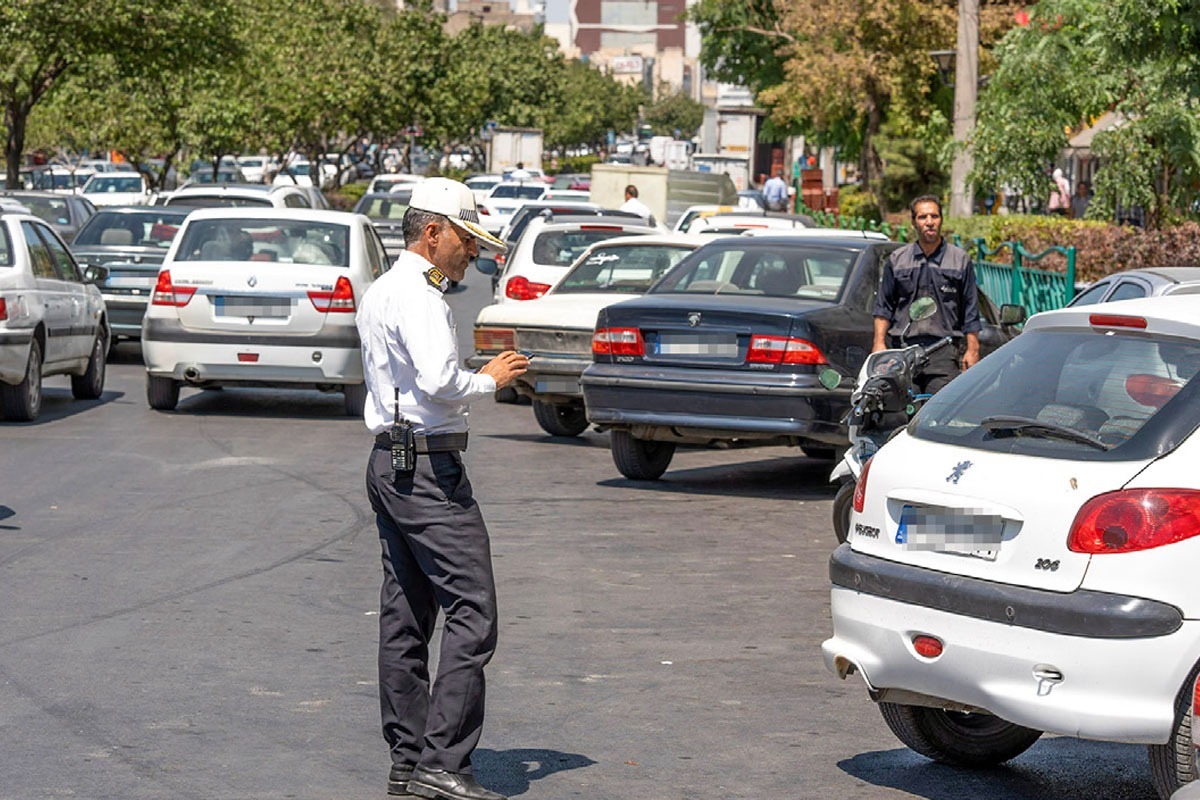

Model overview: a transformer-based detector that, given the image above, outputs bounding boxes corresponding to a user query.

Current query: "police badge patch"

[424,267,450,292]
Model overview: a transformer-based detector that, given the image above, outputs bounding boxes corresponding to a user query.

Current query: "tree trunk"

[5,101,28,190]
[860,99,885,216]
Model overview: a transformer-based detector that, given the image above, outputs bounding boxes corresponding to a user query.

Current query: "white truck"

[588,163,737,228]
[486,127,544,175]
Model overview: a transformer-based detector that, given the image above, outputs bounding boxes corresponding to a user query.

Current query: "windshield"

[652,242,858,299]
[354,194,410,220]
[556,243,695,294]
[166,195,271,208]
[74,211,188,247]
[84,176,144,194]
[16,196,71,226]
[175,218,350,266]
[491,184,545,200]
[530,228,644,267]
[912,328,1200,457]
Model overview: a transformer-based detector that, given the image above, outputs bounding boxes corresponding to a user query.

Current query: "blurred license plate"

[657,333,738,356]
[535,378,578,393]
[215,295,290,318]
[107,276,152,289]
[895,504,1003,560]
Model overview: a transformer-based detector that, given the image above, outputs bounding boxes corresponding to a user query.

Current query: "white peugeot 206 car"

[141,207,389,415]
[823,295,1200,800]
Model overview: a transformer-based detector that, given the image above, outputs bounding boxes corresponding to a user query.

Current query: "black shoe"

[388,764,415,796]
[407,766,507,800]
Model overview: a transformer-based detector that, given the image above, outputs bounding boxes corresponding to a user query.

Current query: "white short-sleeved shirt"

[356,251,496,435]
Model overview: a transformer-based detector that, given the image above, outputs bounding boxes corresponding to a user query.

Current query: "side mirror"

[999,304,1027,326]
[818,368,846,391]
[475,254,498,276]
[82,264,109,283]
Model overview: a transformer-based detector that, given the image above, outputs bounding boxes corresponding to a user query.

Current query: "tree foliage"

[643,83,704,138]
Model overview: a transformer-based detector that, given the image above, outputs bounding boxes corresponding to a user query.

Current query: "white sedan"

[468,234,708,436]
[823,295,1200,800]
[141,207,389,414]
[0,211,109,421]
[79,173,152,207]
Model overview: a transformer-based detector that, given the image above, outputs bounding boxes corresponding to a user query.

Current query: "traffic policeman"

[872,194,981,393]
[357,178,527,800]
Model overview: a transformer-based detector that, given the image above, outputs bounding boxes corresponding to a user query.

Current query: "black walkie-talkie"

[390,387,415,476]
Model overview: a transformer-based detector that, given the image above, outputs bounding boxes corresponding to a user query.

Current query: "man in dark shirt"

[872,194,981,393]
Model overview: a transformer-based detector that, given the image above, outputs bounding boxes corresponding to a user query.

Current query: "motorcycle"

[825,335,953,543]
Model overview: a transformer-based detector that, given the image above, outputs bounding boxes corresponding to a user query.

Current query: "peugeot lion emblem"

[247,275,258,288]
[687,312,702,327]
[946,460,973,484]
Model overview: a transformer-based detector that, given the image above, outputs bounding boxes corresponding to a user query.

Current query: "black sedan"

[352,190,412,261]
[580,234,1024,479]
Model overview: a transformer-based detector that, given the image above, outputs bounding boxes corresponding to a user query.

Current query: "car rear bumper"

[822,546,1194,744]
[103,295,150,337]
[580,362,850,444]
[467,353,589,401]
[0,328,34,384]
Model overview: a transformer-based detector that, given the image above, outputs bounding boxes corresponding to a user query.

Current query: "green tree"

[0,0,235,188]
[643,83,704,139]
[547,60,643,150]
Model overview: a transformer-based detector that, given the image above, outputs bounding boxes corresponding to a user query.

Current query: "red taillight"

[912,635,944,658]
[0,297,7,321]
[1089,313,1147,329]
[309,275,356,312]
[1067,489,1200,554]
[237,352,259,363]
[495,252,507,268]
[746,335,826,365]
[579,224,623,231]
[852,457,872,513]
[478,206,491,215]
[505,276,550,301]
[592,327,645,357]
[151,270,196,307]
[474,327,516,352]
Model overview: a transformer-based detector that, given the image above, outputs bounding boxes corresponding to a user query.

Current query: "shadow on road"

[839,737,1155,799]
[598,454,838,501]
[473,747,596,797]
[1,387,125,425]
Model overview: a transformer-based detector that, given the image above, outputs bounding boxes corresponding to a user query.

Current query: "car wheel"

[832,480,855,544]
[1,338,43,422]
[146,375,180,411]
[610,429,675,480]
[1148,662,1200,799]
[532,400,589,437]
[343,382,368,417]
[71,332,107,400]
[878,702,1042,767]
[494,386,520,404]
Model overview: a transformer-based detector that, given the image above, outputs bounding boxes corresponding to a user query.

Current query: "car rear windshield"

[556,244,695,294]
[166,196,272,208]
[652,242,857,299]
[18,195,71,226]
[491,185,545,200]
[912,328,1200,459]
[74,211,187,247]
[530,228,644,267]
[355,194,410,220]
[84,176,143,193]
[175,219,350,266]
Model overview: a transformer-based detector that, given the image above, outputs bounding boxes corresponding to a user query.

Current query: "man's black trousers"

[365,445,498,774]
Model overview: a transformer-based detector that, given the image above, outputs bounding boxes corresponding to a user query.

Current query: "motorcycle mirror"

[909,296,937,321]
[818,368,843,391]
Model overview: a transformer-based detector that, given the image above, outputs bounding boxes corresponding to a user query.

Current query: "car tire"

[343,382,368,417]
[147,375,180,411]
[1,338,43,422]
[832,480,855,544]
[878,702,1042,768]
[71,332,107,400]
[610,429,675,480]
[495,386,520,404]
[1148,661,1200,799]
[532,400,589,437]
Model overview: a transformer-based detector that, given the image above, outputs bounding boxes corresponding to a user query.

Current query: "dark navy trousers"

[365,445,498,774]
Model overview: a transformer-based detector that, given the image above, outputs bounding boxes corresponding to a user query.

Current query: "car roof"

[1102,266,1200,283]
[1025,295,1200,336]
[89,204,191,215]
[180,207,361,224]
[172,183,282,195]
[577,232,713,248]
[740,227,890,240]
[698,234,885,251]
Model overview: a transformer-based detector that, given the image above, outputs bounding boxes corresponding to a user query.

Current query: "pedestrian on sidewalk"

[1047,168,1071,216]
[357,177,528,800]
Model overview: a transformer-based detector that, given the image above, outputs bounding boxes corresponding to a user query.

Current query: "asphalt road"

[0,272,1162,800]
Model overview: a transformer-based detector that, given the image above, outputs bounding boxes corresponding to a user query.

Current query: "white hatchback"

[141,208,389,414]
[823,296,1200,800]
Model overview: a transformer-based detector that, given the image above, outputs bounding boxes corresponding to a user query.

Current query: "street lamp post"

[949,0,978,218]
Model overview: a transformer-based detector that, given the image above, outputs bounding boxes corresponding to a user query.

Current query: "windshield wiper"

[980,415,1110,451]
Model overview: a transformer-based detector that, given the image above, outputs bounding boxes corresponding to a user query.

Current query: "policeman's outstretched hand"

[480,350,529,389]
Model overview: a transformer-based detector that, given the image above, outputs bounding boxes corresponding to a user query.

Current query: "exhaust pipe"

[183,367,202,384]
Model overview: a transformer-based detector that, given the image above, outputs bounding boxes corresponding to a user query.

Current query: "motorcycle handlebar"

[923,336,954,356]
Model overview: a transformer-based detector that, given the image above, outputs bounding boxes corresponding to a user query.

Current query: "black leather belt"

[375,431,469,453]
